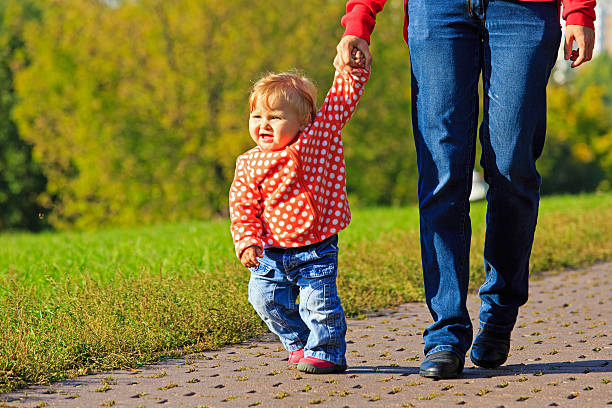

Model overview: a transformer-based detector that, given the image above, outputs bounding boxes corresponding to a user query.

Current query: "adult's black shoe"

[470,329,511,368]
[419,351,464,379]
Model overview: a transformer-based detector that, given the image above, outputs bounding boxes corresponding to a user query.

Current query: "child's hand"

[351,47,366,69]
[241,245,263,268]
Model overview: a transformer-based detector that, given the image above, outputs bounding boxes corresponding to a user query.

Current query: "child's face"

[249,100,303,152]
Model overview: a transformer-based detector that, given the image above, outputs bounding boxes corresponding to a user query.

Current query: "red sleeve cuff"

[341,4,375,44]
[236,237,263,260]
[565,10,595,30]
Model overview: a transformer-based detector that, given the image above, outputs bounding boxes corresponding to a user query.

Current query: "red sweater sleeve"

[341,0,596,39]
[299,68,370,172]
[315,69,371,131]
[229,155,265,259]
[341,0,389,44]
[562,0,596,30]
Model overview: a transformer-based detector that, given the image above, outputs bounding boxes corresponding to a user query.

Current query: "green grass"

[1,193,611,392]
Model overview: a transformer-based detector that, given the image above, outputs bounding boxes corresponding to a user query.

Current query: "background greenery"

[0,0,610,231]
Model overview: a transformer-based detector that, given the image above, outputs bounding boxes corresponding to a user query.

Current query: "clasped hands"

[334,35,371,74]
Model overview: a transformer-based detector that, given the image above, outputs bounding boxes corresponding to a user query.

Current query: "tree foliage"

[542,54,612,194]
[2,0,610,230]
[13,0,374,229]
[0,0,47,231]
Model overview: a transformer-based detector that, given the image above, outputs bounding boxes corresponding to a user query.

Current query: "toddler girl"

[229,55,369,374]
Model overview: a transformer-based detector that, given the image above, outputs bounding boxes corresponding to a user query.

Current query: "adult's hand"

[564,25,595,68]
[240,245,262,268]
[334,35,372,74]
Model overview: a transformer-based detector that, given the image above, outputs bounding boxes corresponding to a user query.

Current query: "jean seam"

[282,250,288,273]
[324,282,337,347]
[307,278,337,348]
[481,0,488,26]
[267,281,309,345]
[459,37,480,293]
[480,32,495,273]
[480,28,496,320]
[288,286,307,348]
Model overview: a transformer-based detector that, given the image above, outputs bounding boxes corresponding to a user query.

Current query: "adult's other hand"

[564,25,595,68]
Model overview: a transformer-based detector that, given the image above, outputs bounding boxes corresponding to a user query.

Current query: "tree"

[541,70,612,194]
[12,0,608,230]
[0,0,47,231]
[342,1,418,207]
[12,0,359,229]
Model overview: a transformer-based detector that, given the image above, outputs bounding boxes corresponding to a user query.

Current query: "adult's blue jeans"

[407,0,561,359]
[248,235,347,365]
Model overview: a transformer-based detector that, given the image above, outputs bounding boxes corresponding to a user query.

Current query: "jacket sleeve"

[562,0,596,30]
[299,68,370,158]
[341,0,389,44]
[315,68,371,132]
[229,155,264,259]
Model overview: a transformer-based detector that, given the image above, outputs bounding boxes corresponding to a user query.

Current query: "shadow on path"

[344,359,610,377]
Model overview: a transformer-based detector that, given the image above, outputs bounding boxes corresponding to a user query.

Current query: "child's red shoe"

[297,356,347,374]
[288,349,304,365]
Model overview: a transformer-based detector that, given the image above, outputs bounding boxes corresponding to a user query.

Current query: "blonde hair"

[249,71,317,126]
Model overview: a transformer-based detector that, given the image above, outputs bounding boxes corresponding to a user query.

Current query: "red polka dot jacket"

[229,69,370,259]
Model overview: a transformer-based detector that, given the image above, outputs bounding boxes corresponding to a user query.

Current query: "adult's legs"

[408,0,482,360]
[477,0,561,333]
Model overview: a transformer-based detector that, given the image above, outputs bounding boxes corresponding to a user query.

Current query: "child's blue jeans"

[248,234,347,366]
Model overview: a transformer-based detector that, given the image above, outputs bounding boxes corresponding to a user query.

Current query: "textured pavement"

[2,263,611,408]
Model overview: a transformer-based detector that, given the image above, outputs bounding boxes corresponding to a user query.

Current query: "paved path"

[2,263,611,408]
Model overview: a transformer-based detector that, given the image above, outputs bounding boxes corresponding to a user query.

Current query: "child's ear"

[300,113,313,130]
[298,119,307,132]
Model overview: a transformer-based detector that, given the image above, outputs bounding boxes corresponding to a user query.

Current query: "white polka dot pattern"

[229,69,370,258]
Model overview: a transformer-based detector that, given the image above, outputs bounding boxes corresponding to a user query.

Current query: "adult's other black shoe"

[470,329,511,368]
[419,351,464,379]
